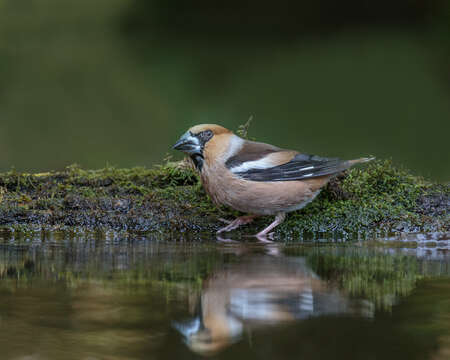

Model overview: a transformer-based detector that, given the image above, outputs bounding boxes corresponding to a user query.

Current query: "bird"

[174,248,371,356]
[172,124,373,238]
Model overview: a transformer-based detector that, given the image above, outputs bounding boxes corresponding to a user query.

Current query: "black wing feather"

[234,153,350,182]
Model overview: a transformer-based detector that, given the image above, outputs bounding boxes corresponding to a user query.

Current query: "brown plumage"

[174,250,371,356]
[173,124,374,238]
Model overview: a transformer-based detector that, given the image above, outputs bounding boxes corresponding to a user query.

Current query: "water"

[0,231,449,360]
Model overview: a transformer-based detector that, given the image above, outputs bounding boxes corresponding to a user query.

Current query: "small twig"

[236,115,254,139]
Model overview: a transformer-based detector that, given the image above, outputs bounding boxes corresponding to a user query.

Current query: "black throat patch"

[190,154,204,171]
[188,130,213,172]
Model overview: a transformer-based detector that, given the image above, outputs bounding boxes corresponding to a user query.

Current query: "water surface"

[0,231,448,359]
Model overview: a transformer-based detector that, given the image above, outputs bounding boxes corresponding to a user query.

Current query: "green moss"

[0,160,448,238]
[284,245,429,310]
[282,160,448,237]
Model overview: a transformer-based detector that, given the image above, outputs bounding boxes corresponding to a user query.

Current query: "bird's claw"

[216,235,239,243]
[218,217,232,224]
[256,232,275,242]
[217,221,241,233]
[216,215,257,233]
[242,232,274,242]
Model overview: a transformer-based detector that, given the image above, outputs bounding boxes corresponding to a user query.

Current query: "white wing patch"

[298,166,314,171]
[230,157,276,173]
[231,150,348,182]
[231,158,315,175]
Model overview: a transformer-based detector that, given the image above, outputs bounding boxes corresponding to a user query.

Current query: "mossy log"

[0,160,448,238]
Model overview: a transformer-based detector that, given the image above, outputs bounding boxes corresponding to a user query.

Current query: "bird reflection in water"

[174,242,373,356]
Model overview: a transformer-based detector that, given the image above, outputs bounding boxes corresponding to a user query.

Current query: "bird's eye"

[200,130,213,141]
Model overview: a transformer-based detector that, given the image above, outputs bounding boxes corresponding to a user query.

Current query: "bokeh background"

[0,0,449,180]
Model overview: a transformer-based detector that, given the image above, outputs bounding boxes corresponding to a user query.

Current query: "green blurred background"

[0,0,449,180]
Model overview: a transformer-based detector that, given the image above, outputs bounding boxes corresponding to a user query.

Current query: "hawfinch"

[173,124,373,238]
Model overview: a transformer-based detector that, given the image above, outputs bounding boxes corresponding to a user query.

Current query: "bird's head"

[173,299,243,356]
[172,124,232,170]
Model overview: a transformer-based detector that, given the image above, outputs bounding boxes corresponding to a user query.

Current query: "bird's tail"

[347,157,376,166]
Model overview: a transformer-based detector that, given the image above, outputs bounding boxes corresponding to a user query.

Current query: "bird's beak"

[172,131,201,155]
[173,317,202,340]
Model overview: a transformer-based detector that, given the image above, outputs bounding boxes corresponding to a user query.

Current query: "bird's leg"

[255,212,286,238]
[217,215,259,233]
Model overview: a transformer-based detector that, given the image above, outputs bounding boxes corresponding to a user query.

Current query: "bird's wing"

[225,139,283,170]
[230,151,353,182]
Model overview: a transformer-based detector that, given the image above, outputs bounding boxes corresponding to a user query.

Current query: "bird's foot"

[253,212,286,239]
[218,218,232,224]
[215,235,239,243]
[255,232,275,242]
[216,215,258,233]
